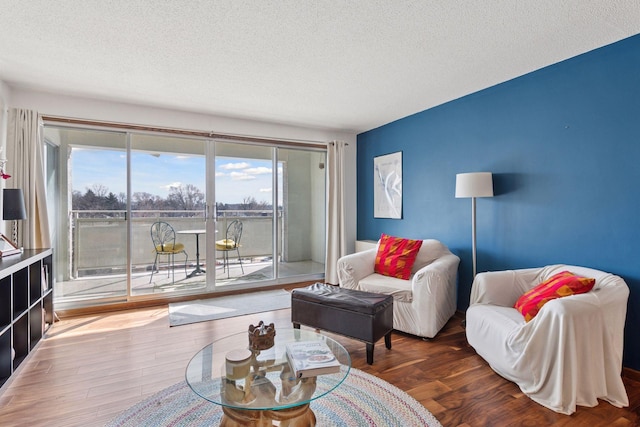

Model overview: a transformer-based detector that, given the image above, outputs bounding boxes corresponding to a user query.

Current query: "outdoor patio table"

[177,229,206,277]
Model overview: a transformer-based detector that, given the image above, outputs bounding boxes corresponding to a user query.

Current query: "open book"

[285,340,341,378]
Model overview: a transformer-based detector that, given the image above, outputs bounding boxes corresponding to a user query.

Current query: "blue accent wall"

[357,34,640,369]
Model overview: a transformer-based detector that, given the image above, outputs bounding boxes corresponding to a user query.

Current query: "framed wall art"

[373,151,402,219]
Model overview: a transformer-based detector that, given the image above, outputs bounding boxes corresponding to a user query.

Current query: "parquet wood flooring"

[1,302,639,426]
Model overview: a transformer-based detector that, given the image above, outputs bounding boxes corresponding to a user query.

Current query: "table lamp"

[455,172,493,277]
[3,188,27,245]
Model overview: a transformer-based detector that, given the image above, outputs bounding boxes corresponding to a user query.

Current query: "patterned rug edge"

[106,368,442,427]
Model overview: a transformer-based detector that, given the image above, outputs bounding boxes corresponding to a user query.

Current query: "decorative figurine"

[248,321,276,350]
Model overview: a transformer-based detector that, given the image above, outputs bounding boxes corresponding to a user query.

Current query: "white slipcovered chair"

[465,264,629,415]
[337,239,460,338]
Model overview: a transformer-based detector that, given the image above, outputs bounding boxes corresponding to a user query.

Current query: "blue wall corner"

[356,34,640,369]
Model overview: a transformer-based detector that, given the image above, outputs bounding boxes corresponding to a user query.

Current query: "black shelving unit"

[0,249,54,389]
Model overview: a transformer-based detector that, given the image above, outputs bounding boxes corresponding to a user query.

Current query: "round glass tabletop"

[185,328,351,412]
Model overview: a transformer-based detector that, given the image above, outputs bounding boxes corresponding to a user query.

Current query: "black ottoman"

[291,283,393,364]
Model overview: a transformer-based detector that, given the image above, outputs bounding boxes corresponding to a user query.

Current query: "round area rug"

[106,368,441,426]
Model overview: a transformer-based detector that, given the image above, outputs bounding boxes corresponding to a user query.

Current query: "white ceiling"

[1,1,639,133]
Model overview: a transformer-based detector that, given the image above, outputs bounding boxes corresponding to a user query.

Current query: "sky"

[71,148,281,205]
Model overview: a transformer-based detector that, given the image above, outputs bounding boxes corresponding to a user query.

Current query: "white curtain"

[6,108,51,249]
[324,140,347,284]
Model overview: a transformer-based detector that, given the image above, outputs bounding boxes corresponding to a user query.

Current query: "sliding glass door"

[45,127,129,303]
[277,148,326,278]
[130,134,207,296]
[45,124,326,309]
[213,142,275,285]
[212,142,326,284]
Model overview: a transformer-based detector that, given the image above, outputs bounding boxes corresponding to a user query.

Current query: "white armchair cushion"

[359,273,413,302]
[466,264,629,415]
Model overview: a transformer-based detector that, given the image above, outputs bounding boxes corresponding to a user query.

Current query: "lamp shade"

[455,172,494,198]
[2,188,27,220]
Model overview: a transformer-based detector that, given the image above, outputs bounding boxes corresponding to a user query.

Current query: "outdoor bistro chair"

[149,221,188,284]
[215,219,244,278]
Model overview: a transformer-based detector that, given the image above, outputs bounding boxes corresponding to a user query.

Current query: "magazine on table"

[285,340,341,378]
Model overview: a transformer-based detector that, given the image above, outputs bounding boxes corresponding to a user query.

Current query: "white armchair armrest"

[412,254,459,300]
[337,248,377,290]
[469,268,539,307]
[410,253,459,337]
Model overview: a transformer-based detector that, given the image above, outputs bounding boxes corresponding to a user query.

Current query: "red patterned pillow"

[374,234,423,280]
[514,271,596,322]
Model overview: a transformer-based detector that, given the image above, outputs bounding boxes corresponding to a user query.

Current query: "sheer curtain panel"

[6,108,51,249]
[324,140,347,284]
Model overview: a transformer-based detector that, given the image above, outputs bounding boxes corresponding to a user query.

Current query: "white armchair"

[337,239,460,338]
[465,264,629,415]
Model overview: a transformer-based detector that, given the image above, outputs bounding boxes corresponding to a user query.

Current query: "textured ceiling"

[0,1,639,133]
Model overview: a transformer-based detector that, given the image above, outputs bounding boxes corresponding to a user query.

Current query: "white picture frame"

[374,151,402,219]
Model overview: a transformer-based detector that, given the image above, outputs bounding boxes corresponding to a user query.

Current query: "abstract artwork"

[374,151,402,219]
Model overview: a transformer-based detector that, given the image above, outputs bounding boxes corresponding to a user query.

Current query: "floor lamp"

[2,188,27,245]
[455,172,493,278]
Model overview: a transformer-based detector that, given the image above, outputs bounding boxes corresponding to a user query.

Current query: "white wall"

[6,86,358,253]
[0,80,12,236]
[0,80,10,152]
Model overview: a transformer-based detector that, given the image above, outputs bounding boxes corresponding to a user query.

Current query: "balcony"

[55,210,324,307]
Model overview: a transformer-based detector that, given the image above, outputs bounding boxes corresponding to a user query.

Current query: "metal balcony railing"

[70,210,281,278]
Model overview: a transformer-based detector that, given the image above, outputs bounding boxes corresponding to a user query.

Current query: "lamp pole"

[455,172,493,279]
[471,196,477,278]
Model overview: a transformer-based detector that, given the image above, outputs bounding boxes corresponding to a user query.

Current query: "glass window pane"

[130,134,206,296]
[48,127,128,305]
[277,148,326,279]
[215,142,274,284]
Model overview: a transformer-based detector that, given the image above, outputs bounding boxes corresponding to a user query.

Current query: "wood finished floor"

[1,303,639,426]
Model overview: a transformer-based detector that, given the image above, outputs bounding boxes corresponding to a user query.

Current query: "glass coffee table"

[186,328,351,427]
